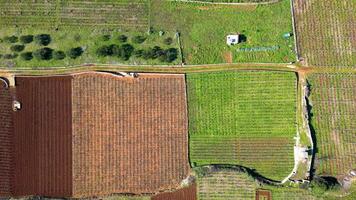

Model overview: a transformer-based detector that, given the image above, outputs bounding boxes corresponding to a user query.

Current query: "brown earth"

[71,73,189,197]
[255,189,271,200]
[0,82,13,196]
[223,51,233,63]
[151,184,197,200]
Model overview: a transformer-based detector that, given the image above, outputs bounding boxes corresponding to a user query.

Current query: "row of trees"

[0,47,83,61]
[96,44,178,63]
[2,34,51,46]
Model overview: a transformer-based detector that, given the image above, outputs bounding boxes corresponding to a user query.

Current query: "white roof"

[227,35,239,45]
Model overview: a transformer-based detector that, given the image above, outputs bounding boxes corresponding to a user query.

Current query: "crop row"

[293,0,356,67]
[308,73,356,177]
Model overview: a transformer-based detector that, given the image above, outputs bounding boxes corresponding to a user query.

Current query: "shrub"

[311,176,341,197]
[0,54,2,58]
[3,36,18,43]
[53,51,66,60]
[96,45,113,57]
[3,53,18,59]
[33,47,53,60]
[132,35,146,44]
[159,48,178,62]
[20,52,33,60]
[100,34,111,41]
[20,35,34,44]
[67,47,83,59]
[118,44,134,60]
[34,34,51,46]
[10,44,25,52]
[134,49,144,58]
[118,35,128,43]
[164,37,173,45]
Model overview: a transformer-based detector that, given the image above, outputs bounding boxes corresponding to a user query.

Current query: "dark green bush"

[132,35,146,44]
[118,44,134,60]
[34,34,51,46]
[3,53,18,59]
[118,35,128,43]
[3,36,18,43]
[20,35,34,44]
[0,54,2,58]
[20,52,33,60]
[96,45,113,57]
[67,47,83,59]
[10,44,25,52]
[164,37,173,45]
[159,48,178,62]
[53,51,66,60]
[33,47,53,60]
[134,49,144,58]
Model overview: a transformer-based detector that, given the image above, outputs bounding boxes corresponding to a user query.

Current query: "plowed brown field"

[0,82,13,196]
[71,73,189,197]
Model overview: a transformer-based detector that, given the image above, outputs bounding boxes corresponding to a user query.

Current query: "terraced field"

[293,0,356,67]
[0,0,149,30]
[308,73,356,177]
[187,71,297,181]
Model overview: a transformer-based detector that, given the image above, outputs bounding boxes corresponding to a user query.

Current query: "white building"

[226,35,239,45]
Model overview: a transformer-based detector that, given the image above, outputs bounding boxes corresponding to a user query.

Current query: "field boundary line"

[168,0,280,6]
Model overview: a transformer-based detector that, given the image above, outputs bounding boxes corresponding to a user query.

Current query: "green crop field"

[308,73,356,177]
[182,0,274,2]
[187,71,297,181]
[151,0,295,64]
[293,0,356,67]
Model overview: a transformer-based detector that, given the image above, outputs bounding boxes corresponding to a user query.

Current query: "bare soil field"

[71,73,189,197]
[293,0,356,67]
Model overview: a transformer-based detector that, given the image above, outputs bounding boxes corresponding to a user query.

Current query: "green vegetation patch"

[187,71,297,181]
[308,73,356,177]
[151,0,295,64]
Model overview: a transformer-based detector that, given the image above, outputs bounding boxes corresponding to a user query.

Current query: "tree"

[134,49,144,58]
[33,48,53,60]
[10,44,25,52]
[119,44,134,60]
[67,47,83,59]
[3,36,18,43]
[53,51,66,60]
[3,53,18,59]
[20,52,33,61]
[20,35,34,44]
[164,37,173,45]
[160,48,178,62]
[96,45,113,57]
[132,35,146,44]
[34,34,51,46]
[118,35,128,43]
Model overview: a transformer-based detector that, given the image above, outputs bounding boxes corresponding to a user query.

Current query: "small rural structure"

[226,34,239,45]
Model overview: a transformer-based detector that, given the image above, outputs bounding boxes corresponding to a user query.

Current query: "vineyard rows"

[308,73,356,177]
[0,0,149,30]
[197,170,256,200]
[187,71,297,181]
[293,0,356,67]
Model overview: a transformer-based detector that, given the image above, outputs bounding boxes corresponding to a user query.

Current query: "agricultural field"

[196,169,257,200]
[293,0,356,67]
[182,0,274,2]
[151,184,197,200]
[0,0,149,30]
[307,73,356,177]
[151,0,296,64]
[0,1,181,68]
[187,71,297,181]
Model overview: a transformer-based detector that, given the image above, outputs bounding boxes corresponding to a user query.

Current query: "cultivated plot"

[151,0,295,64]
[187,71,297,181]
[293,0,356,67]
[308,73,356,177]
